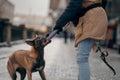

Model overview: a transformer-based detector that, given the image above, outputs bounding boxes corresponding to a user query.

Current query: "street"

[0,38,120,80]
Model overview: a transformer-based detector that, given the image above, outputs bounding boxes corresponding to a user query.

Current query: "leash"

[95,41,116,76]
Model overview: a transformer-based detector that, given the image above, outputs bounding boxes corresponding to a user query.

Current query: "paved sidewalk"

[0,38,120,80]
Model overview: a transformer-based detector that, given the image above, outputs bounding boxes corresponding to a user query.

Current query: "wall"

[0,0,14,22]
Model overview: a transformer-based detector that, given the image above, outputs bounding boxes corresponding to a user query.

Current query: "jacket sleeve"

[54,0,83,32]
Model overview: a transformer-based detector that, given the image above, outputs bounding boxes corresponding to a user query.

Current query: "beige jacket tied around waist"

[74,0,108,47]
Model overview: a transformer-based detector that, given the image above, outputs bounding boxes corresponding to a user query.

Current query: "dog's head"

[25,34,51,50]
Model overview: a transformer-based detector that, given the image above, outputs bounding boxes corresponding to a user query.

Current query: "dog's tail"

[7,57,16,79]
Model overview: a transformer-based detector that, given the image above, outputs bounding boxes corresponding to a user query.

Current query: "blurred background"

[0,0,120,80]
[0,0,120,50]
[0,0,120,52]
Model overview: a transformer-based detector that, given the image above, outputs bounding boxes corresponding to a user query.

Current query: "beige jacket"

[74,0,108,47]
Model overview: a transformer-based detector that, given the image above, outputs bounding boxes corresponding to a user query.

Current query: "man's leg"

[76,38,93,80]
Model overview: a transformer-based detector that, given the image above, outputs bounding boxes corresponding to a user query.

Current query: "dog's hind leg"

[26,69,32,80]
[7,59,17,80]
[12,73,17,80]
[20,69,26,80]
[16,68,26,80]
[39,70,46,80]
[8,68,17,80]
[8,66,17,80]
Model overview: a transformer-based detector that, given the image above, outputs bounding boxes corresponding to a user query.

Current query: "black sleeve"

[54,0,83,32]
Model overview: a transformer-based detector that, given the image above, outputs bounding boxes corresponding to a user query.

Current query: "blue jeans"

[76,38,94,80]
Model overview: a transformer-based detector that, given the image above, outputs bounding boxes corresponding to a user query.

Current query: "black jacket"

[54,0,83,32]
[53,0,107,32]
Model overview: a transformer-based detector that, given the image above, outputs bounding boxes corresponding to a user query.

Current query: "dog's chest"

[32,60,45,72]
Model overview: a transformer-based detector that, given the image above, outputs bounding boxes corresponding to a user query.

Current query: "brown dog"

[7,36,50,80]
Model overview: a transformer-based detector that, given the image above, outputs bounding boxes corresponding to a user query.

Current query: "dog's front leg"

[27,69,32,80]
[39,70,46,80]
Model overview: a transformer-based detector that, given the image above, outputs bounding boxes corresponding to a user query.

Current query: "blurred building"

[105,0,120,52]
[50,0,69,10]
[50,0,60,11]
[49,0,69,20]
[13,14,50,37]
[0,0,14,46]
[13,14,44,30]
[0,0,14,22]
[106,0,120,18]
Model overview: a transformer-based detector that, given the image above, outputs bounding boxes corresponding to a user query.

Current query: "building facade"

[49,0,60,10]
[50,0,69,10]
[0,0,14,45]
[0,0,14,22]
[106,0,120,18]
[49,0,69,24]
[105,0,120,51]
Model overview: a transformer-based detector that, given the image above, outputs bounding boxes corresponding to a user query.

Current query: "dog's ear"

[25,39,34,46]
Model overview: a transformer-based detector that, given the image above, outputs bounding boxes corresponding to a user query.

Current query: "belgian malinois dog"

[7,35,50,80]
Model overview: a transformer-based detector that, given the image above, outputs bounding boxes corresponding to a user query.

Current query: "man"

[47,0,108,80]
